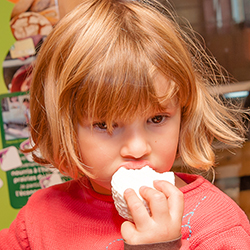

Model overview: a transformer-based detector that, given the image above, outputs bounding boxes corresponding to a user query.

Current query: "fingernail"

[153,180,162,186]
[124,188,133,194]
[139,186,147,191]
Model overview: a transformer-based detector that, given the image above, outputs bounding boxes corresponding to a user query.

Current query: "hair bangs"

[73,36,181,129]
[74,72,180,134]
[75,63,158,128]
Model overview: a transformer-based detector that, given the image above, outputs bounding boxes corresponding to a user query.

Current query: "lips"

[119,161,153,170]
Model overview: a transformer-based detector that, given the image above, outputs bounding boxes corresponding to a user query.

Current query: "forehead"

[90,73,178,120]
[153,73,171,96]
[153,73,177,101]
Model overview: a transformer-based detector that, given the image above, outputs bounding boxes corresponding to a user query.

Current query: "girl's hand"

[121,180,184,245]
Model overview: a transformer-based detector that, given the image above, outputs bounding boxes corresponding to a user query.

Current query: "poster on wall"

[0,0,70,230]
[0,92,69,209]
[3,0,60,93]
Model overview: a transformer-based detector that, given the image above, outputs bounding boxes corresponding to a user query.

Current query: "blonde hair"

[29,0,246,179]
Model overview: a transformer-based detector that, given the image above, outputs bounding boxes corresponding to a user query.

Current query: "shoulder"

[17,179,87,237]
[177,173,250,248]
[16,178,88,226]
[0,178,91,249]
[178,173,249,224]
[26,178,85,209]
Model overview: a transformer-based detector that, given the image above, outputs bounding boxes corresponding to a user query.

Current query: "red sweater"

[0,173,250,249]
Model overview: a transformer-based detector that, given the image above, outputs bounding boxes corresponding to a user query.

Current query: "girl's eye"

[148,115,167,124]
[93,122,118,131]
[93,122,108,130]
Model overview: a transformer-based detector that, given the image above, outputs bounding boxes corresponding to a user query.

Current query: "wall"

[0,0,19,229]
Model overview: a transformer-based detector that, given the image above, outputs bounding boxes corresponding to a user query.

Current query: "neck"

[89,179,112,195]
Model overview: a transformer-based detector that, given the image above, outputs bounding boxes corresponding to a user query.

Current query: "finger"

[123,188,150,228]
[139,186,169,222]
[121,220,136,243]
[153,180,184,222]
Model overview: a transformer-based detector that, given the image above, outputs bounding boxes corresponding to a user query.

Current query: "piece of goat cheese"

[111,166,175,221]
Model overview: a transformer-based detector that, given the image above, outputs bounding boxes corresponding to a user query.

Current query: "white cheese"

[111,166,175,221]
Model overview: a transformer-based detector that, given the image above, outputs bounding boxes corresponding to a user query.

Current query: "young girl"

[1,0,250,249]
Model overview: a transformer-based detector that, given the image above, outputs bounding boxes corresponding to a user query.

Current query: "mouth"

[119,161,153,170]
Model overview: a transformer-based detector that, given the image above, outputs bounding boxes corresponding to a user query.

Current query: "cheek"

[154,132,179,168]
[158,147,178,172]
[79,141,116,170]
[155,129,179,151]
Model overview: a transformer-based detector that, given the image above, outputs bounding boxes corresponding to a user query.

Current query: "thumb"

[121,221,137,243]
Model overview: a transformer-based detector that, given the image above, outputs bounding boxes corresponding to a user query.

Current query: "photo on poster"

[0,92,30,146]
[0,146,22,171]
[0,92,70,209]
[2,0,60,93]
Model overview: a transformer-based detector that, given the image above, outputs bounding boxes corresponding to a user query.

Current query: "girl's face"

[78,74,181,195]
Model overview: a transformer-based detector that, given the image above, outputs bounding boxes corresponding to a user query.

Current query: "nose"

[120,125,152,159]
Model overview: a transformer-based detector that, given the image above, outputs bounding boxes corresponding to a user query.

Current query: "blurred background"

[166,0,250,219]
